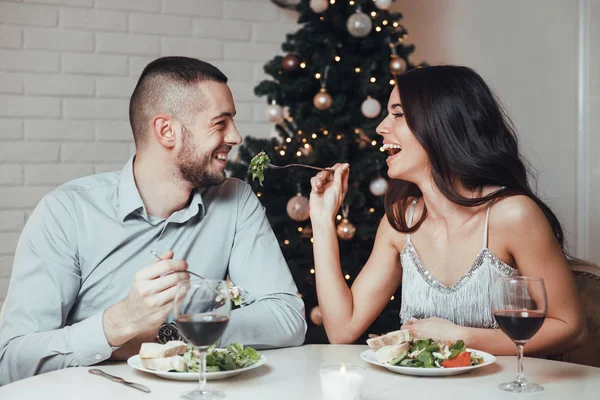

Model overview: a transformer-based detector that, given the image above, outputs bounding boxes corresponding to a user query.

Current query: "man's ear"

[152,115,178,148]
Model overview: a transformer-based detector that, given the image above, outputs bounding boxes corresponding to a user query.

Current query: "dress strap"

[406,199,418,243]
[483,187,506,248]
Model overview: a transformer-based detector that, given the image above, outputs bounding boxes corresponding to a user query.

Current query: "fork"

[151,251,204,279]
[262,162,334,172]
[88,368,151,393]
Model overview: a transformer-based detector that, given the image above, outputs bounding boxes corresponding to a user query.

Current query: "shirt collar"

[118,156,206,223]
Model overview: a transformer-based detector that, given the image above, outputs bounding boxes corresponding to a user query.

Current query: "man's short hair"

[129,56,228,147]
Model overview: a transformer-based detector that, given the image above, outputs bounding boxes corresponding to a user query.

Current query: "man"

[0,57,307,384]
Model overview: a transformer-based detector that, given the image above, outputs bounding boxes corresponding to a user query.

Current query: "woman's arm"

[309,164,402,344]
[313,217,402,344]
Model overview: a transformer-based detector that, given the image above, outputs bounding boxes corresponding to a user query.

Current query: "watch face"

[157,323,182,344]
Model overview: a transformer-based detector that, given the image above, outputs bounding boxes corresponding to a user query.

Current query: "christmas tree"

[228,0,424,344]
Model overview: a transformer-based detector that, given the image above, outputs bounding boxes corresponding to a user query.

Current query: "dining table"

[1,344,599,399]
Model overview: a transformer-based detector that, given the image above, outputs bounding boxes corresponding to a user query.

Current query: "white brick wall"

[0,0,298,304]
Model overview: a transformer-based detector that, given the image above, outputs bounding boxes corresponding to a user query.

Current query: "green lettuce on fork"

[249,151,270,186]
[183,343,261,372]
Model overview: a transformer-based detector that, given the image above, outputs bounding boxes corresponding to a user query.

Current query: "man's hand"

[109,329,157,361]
[103,250,189,347]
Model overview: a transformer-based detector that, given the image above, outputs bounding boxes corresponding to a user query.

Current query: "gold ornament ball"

[282,54,301,74]
[310,306,323,326]
[313,88,332,110]
[336,218,356,240]
[389,57,407,75]
[286,193,310,222]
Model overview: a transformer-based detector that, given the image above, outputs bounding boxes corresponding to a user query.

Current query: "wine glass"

[492,276,547,393]
[174,279,231,400]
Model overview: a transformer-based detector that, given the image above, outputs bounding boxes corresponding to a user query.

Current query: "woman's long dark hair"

[384,65,566,251]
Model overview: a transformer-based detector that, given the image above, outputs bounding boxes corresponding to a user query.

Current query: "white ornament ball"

[266,103,284,123]
[309,0,329,13]
[369,177,389,196]
[286,193,310,222]
[310,306,323,326]
[361,97,382,119]
[347,10,372,38]
[374,0,393,10]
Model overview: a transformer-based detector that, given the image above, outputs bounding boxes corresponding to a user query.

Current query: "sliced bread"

[139,340,187,359]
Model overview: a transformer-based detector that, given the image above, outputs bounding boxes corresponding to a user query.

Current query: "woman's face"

[376,86,429,182]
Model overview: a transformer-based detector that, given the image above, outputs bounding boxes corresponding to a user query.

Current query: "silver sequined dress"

[399,199,519,328]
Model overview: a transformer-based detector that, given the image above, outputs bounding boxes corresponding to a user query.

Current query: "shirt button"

[95,354,102,360]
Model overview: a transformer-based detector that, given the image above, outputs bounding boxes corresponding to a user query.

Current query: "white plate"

[360,348,496,377]
[127,354,267,381]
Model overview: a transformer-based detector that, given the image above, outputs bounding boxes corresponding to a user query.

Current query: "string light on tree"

[347,8,372,38]
[361,96,382,119]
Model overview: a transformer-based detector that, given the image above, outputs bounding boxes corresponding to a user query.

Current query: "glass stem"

[515,343,525,383]
[198,349,207,392]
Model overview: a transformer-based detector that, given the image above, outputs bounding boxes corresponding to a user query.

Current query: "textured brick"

[62,53,128,76]
[235,122,270,140]
[223,41,278,61]
[0,256,14,278]
[24,28,94,52]
[61,142,131,162]
[224,0,279,21]
[162,0,221,17]
[63,98,129,120]
[24,120,95,141]
[0,165,23,186]
[193,19,251,40]
[0,49,60,73]
[24,75,94,96]
[96,0,160,12]
[129,56,156,77]
[210,60,253,81]
[160,37,222,59]
[233,102,253,122]
[0,186,53,209]
[0,95,60,118]
[96,77,138,98]
[0,142,60,162]
[227,81,259,102]
[0,26,22,49]
[129,14,192,36]
[95,164,125,174]
[95,121,133,141]
[61,8,127,32]
[0,211,24,231]
[0,72,24,94]
[97,33,160,56]
[23,0,93,6]
[25,164,94,185]
[0,119,23,140]
[0,233,19,255]
[0,3,58,27]
[252,22,295,43]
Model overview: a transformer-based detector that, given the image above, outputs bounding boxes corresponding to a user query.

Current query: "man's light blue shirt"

[0,157,306,384]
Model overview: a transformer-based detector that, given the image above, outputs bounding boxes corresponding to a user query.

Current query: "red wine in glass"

[492,276,547,393]
[493,311,545,342]
[176,314,230,350]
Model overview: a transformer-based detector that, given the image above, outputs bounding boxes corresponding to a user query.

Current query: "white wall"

[393,0,589,259]
[0,0,299,305]
[588,0,600,262]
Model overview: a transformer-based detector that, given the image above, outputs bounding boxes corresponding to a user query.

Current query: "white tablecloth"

[1,345,599,399]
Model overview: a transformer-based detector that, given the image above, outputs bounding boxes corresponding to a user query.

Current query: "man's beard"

[177,125,227,189]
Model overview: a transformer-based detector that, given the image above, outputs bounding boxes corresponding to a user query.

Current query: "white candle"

[319,364,365,400]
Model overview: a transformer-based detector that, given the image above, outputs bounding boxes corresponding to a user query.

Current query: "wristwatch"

[156,322,182,344]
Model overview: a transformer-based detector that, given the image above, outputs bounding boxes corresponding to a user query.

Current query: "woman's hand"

[401,317,468,344]
[309,163,350,223]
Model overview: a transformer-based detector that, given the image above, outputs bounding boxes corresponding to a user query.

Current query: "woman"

[309,65,587,355]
